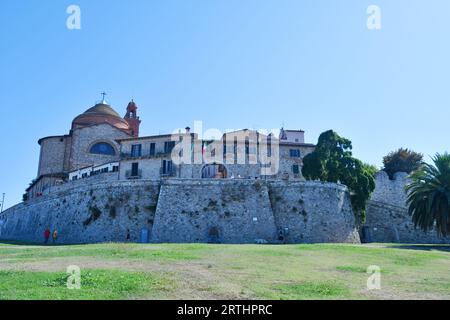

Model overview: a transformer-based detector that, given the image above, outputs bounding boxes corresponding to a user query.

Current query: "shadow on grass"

[0,240,129,247]
[390,245,450,253]
[0,239,83,247]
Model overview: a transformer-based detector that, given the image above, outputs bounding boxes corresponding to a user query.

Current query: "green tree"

[383,148,423,179]
[302,130,376,222]
[405,153,450,237]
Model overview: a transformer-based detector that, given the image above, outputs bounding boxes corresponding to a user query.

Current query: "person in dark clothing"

[44,228,51,245]
[126,229,131,242]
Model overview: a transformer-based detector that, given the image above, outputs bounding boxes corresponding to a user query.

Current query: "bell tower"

[124,100,141,137]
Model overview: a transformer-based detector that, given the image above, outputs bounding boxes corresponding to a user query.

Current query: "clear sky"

[0,0,449,209]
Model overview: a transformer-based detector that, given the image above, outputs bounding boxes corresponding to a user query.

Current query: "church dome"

[71,102,131,131]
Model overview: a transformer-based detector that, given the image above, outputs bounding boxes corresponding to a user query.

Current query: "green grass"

[0,242,449,300]
[274,282,351,299]
[0,243,201,263]
[336,265,368,273]
[0,269,171,300]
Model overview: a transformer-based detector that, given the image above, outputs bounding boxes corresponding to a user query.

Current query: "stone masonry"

[0,179,360,244]
[364,171,450,244]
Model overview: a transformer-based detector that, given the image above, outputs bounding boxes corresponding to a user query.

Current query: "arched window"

[90,142,116,156]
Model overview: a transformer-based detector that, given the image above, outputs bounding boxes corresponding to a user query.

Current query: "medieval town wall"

[0,180,160,244]
[364,171,449,244]
[0,179,361,244]
[151,179,278,243]
[269,181,360,243]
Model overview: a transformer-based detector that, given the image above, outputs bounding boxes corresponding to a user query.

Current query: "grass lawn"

[0,242,449,300]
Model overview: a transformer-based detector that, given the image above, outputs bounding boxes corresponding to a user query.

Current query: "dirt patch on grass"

[0,256,250,300]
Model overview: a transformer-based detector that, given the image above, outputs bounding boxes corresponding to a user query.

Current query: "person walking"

[52,229,58,244]
[44,228,50,245]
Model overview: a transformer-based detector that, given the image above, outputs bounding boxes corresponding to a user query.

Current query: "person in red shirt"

[44,228,51,245]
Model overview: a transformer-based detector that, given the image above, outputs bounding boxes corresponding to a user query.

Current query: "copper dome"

[71,103,131,132]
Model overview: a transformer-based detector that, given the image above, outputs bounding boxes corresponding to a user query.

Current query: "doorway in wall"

[201,164,228,179]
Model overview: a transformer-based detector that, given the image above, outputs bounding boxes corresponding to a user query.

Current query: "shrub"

[383,148,423,179]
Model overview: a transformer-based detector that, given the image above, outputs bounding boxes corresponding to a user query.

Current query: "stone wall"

[119,158,164,180]
[69,124,129,171]
[0,179,360,244]
[0,180,160,244]
[38,136,69,176]
[151,180,278,244]
[364,171,449,244]
[269,181,360,243]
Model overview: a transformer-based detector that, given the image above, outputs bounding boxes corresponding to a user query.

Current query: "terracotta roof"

[72,103,130,132]
[84,103,121,117]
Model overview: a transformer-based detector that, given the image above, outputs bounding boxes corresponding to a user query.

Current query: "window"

[245,137,250,155]
[233,139,238,164]
[131,144,142,157]
[290,149,301,158]
[131,163,139,176]
[162,160,173,174]
[90,142,116,156]
[164,141,176,153]
[293,164,300,174]
[150,143,156,156]
[112,166,119,172]
[267,141,272,157]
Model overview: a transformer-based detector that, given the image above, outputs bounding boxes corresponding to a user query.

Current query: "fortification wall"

[364,171,449,244]
[0,179,361,244]
[0,180,160,244]
[151,180,278,243]
[269,181,360,244]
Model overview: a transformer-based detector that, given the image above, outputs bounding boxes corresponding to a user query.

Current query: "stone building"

[117,128,315,181]
[28,98,140,199]
[3,97,447,245]
[26,98,316,200]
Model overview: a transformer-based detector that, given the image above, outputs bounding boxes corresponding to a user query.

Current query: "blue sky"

[0,0,449,209]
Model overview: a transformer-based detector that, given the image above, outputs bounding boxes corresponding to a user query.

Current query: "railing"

[160,167,176,177]
[121,152,142,159]
[125,169,142,179]
[120,152,171,159]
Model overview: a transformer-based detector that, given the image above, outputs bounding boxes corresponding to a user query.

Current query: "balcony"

[125,169,142,179]
[121,151,171,160]
[160,167,176,178]
[121,152,140,159]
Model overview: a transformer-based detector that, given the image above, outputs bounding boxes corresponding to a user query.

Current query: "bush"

[383,148,423,179]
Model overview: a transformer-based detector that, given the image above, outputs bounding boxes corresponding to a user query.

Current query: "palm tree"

[406,153,450,237]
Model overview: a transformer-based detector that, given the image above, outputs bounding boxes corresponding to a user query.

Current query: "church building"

[26,97,316,200]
